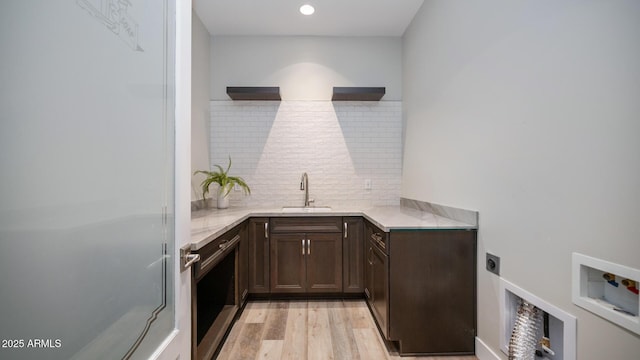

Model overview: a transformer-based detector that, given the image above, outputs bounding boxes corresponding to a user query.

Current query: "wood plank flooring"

[216,300,478,360]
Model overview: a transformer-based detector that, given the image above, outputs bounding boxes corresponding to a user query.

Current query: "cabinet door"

[306,233,343,293]
[364,220,378,302]
[238,221,249,304]
[270,233,306,293]
[343,217,364,293]
[371,242,389,339]
[364,243,373,303]
[248,218,270,293]
[389,230,477,354]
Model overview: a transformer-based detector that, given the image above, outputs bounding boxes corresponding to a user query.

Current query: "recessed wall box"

[500,278,577,360]
[572,253,640,335]
[226,86,281,100]
[332,87,385,101]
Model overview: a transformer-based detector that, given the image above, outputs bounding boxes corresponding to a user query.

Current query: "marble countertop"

[191,205,476,250]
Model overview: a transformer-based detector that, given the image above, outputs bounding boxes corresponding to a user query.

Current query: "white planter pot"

[217,188,230,209]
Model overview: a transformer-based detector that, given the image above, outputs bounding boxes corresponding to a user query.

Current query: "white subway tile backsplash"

[208,100,402,208]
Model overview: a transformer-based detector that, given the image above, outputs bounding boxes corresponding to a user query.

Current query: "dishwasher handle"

[180,244,201,272]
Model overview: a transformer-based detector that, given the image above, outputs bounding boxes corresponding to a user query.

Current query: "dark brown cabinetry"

[237,221,249,304]
[194,213,476,358]
[343,217,364,293]
[248,218,270,294]
[270,217,343,294]
[305,232,343,293]
[364,219,477,356]
[191,223,246,360]
[364,220,390,338]
[389,229,476,355]
[270,232,306,292]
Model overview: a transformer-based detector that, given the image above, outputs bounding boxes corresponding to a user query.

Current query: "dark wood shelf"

[332,87,385,101]
[226,87,281,101]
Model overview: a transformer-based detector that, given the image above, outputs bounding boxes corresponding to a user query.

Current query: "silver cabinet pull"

[219,235,240,250]
[264,222,269,239]
[344,222,348,238]
[302,239,305,255]
[371,232,385,250]
[307,239,311,255]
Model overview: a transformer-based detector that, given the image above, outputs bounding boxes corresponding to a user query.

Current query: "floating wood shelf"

[332,87,385,101]
[226,87,281,101]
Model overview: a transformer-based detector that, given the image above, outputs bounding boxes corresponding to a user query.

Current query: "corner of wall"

[476,337,502,360]
[191,10,211,201]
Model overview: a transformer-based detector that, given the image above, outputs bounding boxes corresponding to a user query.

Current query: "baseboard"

[475,337,502,360]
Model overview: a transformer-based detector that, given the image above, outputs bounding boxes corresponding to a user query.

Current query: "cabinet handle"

[180,244,200,272]
[264,222,268,239]
[302,239,305,255]
[368,247,373,265]
[307,239,311,255]
[371,233,385,250]
[219,235,240,250]
[344,222,348,238]
[183,253,200,269]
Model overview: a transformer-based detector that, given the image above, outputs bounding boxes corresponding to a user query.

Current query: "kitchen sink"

[281,206,332,213]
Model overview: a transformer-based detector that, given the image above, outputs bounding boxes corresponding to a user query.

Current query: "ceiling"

[193,0,425,37]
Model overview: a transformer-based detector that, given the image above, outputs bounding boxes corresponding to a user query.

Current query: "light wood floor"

[216,299,478,360]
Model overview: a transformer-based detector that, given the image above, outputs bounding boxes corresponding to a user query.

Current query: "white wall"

[402,1,640,359]
[191,11,211,201]
[209,100,402,208]
[210,36,402,100]
[205,35,404,207]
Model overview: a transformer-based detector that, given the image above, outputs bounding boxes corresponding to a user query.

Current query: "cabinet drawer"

[270,217,342,233]
[194,226,241,279]
[364,219,389,254]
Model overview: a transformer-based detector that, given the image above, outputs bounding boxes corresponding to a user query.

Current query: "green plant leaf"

[193,155,251,200]
[225,155,232,174]
[213,164,225,175]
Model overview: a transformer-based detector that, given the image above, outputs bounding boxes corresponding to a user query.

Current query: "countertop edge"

[191,207,477,250]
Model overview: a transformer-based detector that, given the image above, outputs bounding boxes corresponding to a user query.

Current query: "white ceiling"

[193,0,425,37]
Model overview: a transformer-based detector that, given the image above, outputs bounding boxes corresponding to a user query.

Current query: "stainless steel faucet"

[300,172,313,207]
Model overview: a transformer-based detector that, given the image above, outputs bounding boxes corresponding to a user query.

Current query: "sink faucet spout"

[300,172,311,207]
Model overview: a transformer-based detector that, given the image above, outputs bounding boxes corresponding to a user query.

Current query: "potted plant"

[194,156,251,209]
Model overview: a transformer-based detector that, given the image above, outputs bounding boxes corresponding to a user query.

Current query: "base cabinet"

[389,229,476,355]
[343,217,364,293]
[237,221,249,304]
[269,217,343,294]
[365,236,389,338]
[364,219,477,356]
[270,232,343,293]
[270,233,306,292]
[191,223,245,360]
[196,214,475,358]
[248,218,270,294]
[305,233,343,292]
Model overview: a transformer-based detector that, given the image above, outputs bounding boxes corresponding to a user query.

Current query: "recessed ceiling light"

[300,4,315,16]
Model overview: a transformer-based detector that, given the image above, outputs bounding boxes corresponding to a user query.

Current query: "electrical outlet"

[364,179,372,190]
[486,253,500,276]
[233,184,240,192]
